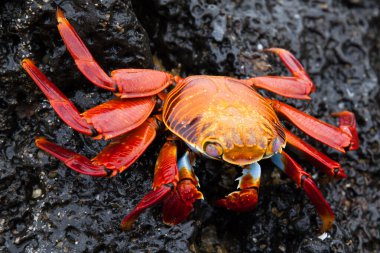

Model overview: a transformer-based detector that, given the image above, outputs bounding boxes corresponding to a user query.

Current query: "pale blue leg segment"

[237,162,261,190]
[271,153,285,172]
[177,150,200,187]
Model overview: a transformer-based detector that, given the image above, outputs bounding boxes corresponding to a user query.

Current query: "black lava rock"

[1,0,379,252]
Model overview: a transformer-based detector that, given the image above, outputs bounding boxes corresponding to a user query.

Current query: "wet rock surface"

[1,0,379,252]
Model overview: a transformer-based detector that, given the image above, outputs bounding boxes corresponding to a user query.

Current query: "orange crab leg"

[284,129,346,179]
[216,163,261,212]
[271,100,354,153]
[271,151,334,233]
[246,48,315,99]
[56,8,173,98]
[121,146,202,230]
[35,119,157,177]
[22,59,156,139]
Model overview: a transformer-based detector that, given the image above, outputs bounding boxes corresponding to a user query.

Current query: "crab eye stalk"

[204,142,224,158]
[264,136,285,158]
[272,137,283,154]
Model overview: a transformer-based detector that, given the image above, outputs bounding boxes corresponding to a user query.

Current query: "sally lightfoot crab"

[22,8,359,233]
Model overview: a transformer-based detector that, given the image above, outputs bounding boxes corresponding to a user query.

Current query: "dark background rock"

[1,0,379,252]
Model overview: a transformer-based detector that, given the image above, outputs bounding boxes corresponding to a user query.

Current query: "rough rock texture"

[1,0,379,252]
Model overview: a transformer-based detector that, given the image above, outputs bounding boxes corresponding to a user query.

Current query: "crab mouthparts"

[222,146,266,165]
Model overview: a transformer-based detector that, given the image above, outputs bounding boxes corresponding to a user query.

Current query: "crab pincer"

[216,163,261,212]
[120,142,203,230]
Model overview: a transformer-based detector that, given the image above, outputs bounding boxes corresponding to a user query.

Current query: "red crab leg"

[56,8,113,90]
[22,59,93,136]
[56,8,173,98]
[332,111,360,150]
[216,163,261,212]
[35,118,158,177]
[284,129,346,179]
[270,100,354,153]
[271,151,334,233]
[121,147,203,230]
[22,59,155,139]
[246,48,315,99]
[82,97,155,140]
[161,150,203,225]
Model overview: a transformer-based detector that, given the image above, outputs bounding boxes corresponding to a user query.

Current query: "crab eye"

[272,137,283,154]
[265,137,284,157]
[204,142,224,158]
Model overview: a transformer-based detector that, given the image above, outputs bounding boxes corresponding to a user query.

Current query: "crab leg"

[284,129,346,179]
[120,141,178,230]
[246,48,315,99]
[332,111,360,150]
[270,100,357,152]
[271,151,334,233]
[161,150,203,225]
[56,8,173,98]
[216,163,261,212]
[81,97,155,140]
[121,146,203,230]
[22,59,92,136]
[22,59,155,139]
[35,118,158,177]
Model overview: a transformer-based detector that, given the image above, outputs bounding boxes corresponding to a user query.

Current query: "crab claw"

[216,189,259,212]
[162,150,203,225]
[162,179,203,225]
[120,143,202,230]
[216,163,261,212]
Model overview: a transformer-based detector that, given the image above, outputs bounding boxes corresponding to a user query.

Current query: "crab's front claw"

[162,179,203,225]
[120,143,202,230]
[120,180,202,230]
[216,188,258,212]
[217,163,261,212]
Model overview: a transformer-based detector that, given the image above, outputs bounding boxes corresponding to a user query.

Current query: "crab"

[22,9,359,233]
